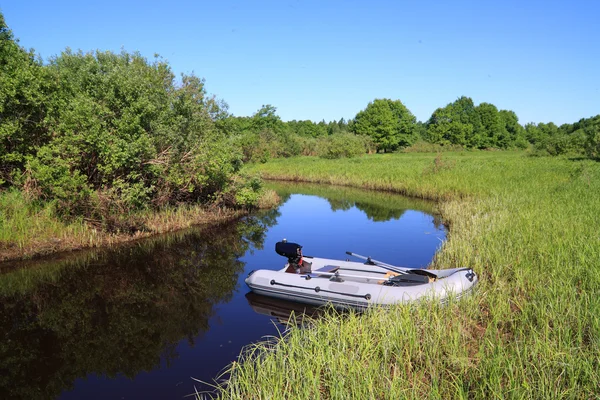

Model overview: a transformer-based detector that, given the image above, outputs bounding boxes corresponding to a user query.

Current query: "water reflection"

[0,215,275,400]
[245,292,323,327]
[266,181,444,226]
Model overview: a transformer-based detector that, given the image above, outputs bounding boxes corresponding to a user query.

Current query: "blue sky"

[2,0,598,125]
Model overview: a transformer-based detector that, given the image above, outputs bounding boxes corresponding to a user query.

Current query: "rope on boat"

[269,280,371,300]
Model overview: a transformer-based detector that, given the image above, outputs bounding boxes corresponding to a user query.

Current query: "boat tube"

[245,240,478,309]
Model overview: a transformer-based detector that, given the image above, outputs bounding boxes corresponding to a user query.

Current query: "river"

[0,182,446,399]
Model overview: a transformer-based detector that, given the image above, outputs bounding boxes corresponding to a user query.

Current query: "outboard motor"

[275,239,311,273]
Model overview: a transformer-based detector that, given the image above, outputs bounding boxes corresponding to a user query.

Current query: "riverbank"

[216,151,600,398]
[0,189,280,262]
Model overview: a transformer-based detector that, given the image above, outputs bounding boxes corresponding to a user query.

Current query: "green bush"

[532,132,587,156]
[12,49,260,230]
[317,133,373,159]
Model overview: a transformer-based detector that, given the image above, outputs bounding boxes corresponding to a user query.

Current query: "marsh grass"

[0,188,279,262]
[215,152,600,398]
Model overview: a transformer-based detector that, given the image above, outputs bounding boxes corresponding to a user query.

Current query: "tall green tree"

[476,102,507,148]
[579,115,600,159]
[426,106,472,146]
[251,104,284,134]
[426,96,481,147]
[351,99,416,152]
[499,110,527,148]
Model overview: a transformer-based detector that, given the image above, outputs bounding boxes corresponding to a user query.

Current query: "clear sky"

[2,0,598,125]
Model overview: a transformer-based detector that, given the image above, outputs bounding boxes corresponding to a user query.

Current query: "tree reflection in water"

[0,212,276,400]
[266,181,444,227]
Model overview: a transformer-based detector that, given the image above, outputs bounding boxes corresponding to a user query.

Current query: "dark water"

[0,182,446,400]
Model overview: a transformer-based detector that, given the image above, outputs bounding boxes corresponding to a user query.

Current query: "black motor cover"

[275,241,302,259]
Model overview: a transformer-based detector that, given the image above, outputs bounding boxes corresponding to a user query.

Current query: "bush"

[14,49,259,231]
[317,133,373,159]
[532,133,586,156]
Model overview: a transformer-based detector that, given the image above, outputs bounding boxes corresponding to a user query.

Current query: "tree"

[499,110,527,148]
[351,99,417,152]
[580,115,600,159]
[425,96,480,147]
[476,102,507,148]
[251,104,284,134]
[24,49,248,224]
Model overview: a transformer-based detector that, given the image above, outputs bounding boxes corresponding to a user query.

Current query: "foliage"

[0,14,48,186]
[5,47,257,230]
[0,12,262,235]
[351,98,417,152]
[581,115,600,159]
[499,109,528,149]
[317,133,374,159]
[426,96,527,149]
[426,96,480,147]
[527,115,599,157]
[476,102,507,147]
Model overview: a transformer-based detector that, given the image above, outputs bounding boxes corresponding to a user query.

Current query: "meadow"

[214,151,600,399]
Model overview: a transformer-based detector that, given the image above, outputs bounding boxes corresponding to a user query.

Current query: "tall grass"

[215,152,600,398]
[0,188,279,261]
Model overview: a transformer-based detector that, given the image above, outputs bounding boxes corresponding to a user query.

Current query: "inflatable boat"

[245,240,478,309]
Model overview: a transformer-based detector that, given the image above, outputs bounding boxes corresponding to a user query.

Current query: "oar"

[302,269,430,284]
[346,251,438,279]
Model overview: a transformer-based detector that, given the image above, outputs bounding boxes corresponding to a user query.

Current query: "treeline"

[1,13,262,232]
[425,96,599,157]
[525,117,600,157]
[1,10,599,231]
[218,105,373,161]
[217,96,599,160]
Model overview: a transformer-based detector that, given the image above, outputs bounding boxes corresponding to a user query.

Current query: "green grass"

[0,189,99,260]
[214,151,600,399]
[0,188,280,261]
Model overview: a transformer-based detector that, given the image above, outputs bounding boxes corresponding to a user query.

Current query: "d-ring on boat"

[245,240,478,309]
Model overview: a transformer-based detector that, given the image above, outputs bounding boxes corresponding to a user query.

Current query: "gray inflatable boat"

[245,241,478,309]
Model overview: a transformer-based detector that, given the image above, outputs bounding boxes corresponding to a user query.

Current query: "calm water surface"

[0,182,446,399]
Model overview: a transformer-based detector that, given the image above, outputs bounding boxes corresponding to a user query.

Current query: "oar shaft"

[303,271,382,281]
[345,251,438,279]
[302,270,425,284]
[345,251,409,274]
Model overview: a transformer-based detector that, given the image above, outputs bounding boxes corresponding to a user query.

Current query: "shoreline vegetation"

[0,188,280,263]
[213,151,599,399]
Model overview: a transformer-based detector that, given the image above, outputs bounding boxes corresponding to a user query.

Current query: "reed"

[214,151,600,399]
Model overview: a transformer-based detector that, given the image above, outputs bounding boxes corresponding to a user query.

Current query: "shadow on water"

[245,292,325,327]
[0,213,277,400]
[0,181,445,399]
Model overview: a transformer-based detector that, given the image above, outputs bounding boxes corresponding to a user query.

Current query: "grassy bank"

[216,152,600,398]
[0,189,279,262]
